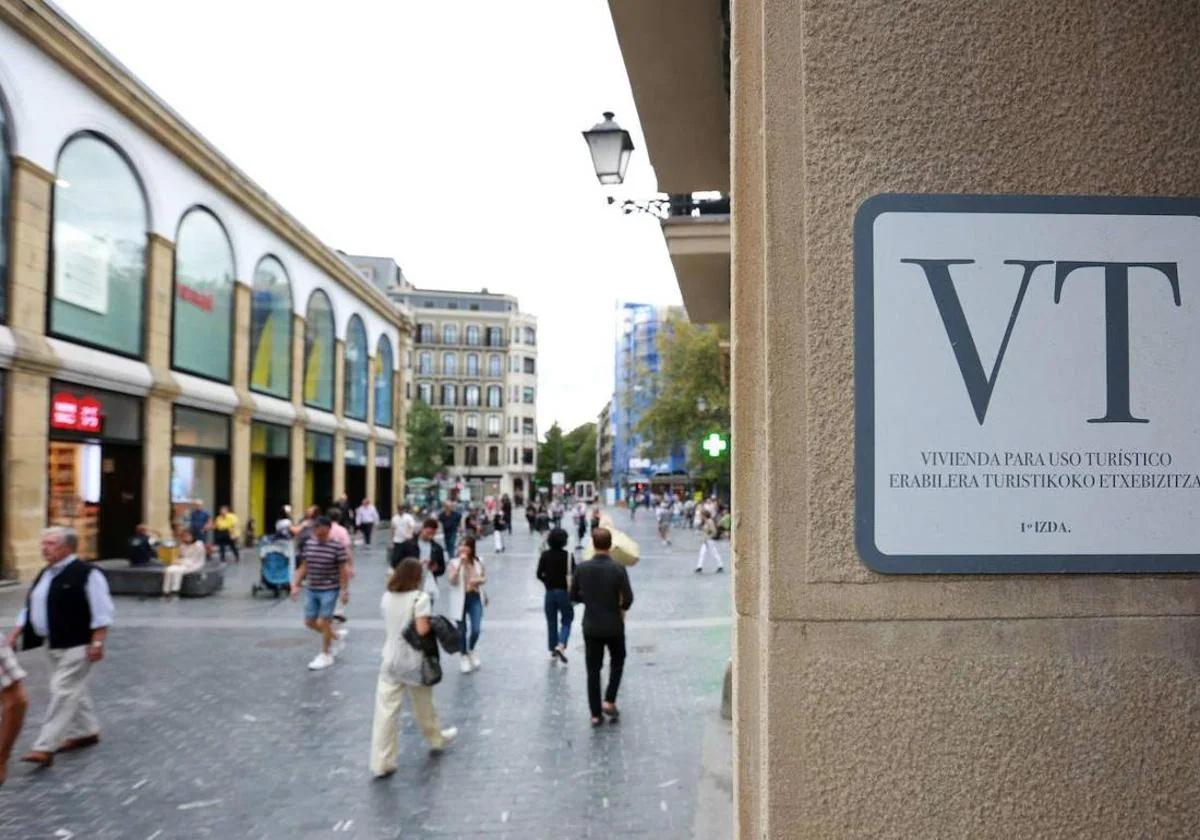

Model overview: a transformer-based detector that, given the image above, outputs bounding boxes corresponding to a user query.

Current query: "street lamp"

[582,111,634,185]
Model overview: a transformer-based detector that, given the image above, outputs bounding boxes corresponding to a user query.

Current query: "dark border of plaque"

[854,193,1200,574]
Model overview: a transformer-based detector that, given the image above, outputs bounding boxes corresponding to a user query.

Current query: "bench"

[93,559,225,598]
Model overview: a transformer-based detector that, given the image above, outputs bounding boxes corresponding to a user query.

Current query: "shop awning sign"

[51,392,103,433]
[855,194,1200,573]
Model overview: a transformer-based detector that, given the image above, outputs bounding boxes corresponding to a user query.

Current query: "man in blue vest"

[6,527,114,769]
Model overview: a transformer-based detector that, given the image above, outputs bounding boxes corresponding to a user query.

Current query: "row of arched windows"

[3,122,396,427]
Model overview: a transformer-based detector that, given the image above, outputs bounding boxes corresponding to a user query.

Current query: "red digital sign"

[50,393,104,433]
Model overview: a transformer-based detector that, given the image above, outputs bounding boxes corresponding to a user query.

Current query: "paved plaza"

[0,512,731,839]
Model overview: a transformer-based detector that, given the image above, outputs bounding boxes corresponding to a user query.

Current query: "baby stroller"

[251,535,293,598]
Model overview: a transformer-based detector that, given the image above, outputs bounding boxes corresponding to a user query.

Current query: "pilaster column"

[4,158,55,580]
[230,283,253,527]
[141,234,179,536]
[290,313,306,511]
[364,354,377,503]
[332,339,346,500]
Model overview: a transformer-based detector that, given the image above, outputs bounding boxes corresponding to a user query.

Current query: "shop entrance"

[171,407,231,534]
[345,438,367,507]
[306,431,334,511]
[375,444,394,518]
[47,384,143,561]
[250,421,291,538]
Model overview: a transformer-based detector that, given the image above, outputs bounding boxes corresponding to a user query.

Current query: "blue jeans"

[458,591,483,652]
[304,587,340,621]
[544,589,573,650]
[444,529,458,558]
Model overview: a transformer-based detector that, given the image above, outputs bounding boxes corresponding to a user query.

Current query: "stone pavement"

[0,509,731,839]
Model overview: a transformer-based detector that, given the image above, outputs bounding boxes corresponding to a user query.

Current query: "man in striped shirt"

[290,517,349,671]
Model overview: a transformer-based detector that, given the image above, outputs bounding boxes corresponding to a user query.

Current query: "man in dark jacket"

[570,528,634,725]
[7,527,114,769]
[392,516,446,595]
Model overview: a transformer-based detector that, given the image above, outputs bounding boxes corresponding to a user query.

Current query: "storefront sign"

[50,392,103,433]
[176,282,214,313]
[855,194,1200,573]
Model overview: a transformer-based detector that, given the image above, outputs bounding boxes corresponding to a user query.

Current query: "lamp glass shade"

[582,112,635,185]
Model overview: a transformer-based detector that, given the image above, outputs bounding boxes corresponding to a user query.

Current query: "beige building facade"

[0,2,410,580]
[608,1,1200,837]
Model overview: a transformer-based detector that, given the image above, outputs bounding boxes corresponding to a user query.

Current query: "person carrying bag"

[369,558,457,778]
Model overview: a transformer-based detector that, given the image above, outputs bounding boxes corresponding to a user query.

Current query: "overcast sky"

[54,0,681,435]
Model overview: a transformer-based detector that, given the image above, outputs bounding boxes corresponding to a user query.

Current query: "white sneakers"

[469,652,481,669]
[460,655,473,674]
[307,652,334,671]
[335,627,349,640]
[430,726,458,755]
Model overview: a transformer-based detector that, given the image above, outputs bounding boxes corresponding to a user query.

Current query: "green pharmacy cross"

[702,432,729,458]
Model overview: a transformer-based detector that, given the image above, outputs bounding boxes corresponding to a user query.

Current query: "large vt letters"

[901,259,1181,425]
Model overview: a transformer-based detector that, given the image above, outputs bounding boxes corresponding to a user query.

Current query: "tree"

[536,421,597,489]
[635,316,730,491]
[405,399,444,478]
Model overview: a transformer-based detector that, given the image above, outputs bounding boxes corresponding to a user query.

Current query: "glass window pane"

[374,336,393,427]
[51,134,147,356]
[249,256,292,397]
[173,209,234,381]
[173,406,230,450]
[304,291,335,410]
[344,315,368,420]
[375,444,392,468]
[305,431,334,462]
[345,438,367,466]
[251,421,290,457]
[443,324,458,344]
[466,353,479,376]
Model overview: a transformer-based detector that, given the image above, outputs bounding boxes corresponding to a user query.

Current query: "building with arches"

[0,3,410,578]
[347,254,538,505]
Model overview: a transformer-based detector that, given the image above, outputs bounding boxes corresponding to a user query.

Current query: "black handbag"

[420,651,443,686]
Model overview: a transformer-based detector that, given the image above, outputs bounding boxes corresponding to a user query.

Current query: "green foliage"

[405,399,444,478]
[536,421,598,489]
[635,316,730,488]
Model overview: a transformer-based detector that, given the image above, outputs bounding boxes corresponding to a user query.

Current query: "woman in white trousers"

[163,530,206,596]
[370,558,456,778]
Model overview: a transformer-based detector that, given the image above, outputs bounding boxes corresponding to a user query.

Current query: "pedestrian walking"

[574,501,588,547]
[392,518,446,607]
[501,494,513,534]
[337,493,355,537]
[0,635,29,786]
[492,509,506,553]
[390,504,417,566]
[355,498,380,545]
[290,517,350,671]
[589,504,601,534]
[369,558,458,778]
[695,510,725,573]
[162,529,206,598]
[656,500,673,546]
[9,527,114,769]
[326,508,356,631]
[550,499,564,530]
[448,537,487,673]
[212,505,240,563]
[525,504,536,534]
[570,528,634,727]
[187,498,211,543]
[537,528,574,663]
[438,501,462,557]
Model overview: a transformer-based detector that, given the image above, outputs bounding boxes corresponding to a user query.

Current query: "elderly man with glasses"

[6,527,114,769]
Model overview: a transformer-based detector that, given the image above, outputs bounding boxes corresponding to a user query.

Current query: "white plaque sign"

[855,194,1200,573]
[53,222,110,315]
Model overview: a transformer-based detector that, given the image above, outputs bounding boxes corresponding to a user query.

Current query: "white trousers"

[494,530,504,551]
[369,674,444,775]
[162,565,188,594]
[696,539,724,570]
[32,645,98,752]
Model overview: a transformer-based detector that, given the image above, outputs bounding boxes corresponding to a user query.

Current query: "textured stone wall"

[733,1,1200,836]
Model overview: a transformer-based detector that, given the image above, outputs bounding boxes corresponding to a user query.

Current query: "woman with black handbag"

[369,559,457,778]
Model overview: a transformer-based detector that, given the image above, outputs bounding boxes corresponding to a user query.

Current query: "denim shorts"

[304,587,340,621]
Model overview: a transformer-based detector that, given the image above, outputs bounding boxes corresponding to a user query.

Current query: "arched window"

[488,446,500,467]
[464,445,479,467]
[417,351,432,374]
[304,290,335,410]
[374,336,394,427]
[466,414,479,438]
[249,255,292,397]
[443,323,458,345]
[173,208,234,381]
[488,354,502,376]
[466,353,479,376]
[50,133,147,356]
[486,415,501,437]
[343,315,368,420]
[440,384,457,406]
[465,385,481,407]
[442,413,455,437]
[466,325,480,346]
[417,382,432,404]
[486,385,502,408]
[0,93,10,320]
[442,352,457,376]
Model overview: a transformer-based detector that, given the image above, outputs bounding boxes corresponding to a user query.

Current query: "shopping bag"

[583,527,640,567]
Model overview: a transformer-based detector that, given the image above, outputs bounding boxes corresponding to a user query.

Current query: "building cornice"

[0,0,410,334]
